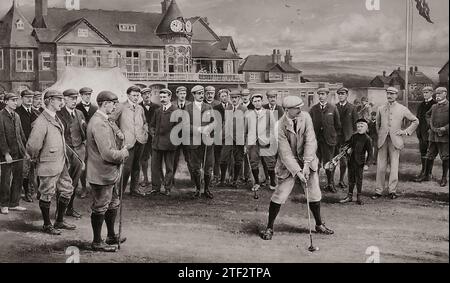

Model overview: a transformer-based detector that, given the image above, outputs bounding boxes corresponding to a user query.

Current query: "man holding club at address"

[260,96,334,241]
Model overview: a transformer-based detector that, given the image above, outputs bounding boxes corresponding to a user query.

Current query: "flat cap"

[435,87,447,94]
[159,88,172,96]
[33,91,42,98]
[205,86,216,92]
[229,89,241,97]
[386,87,398,94]
[97,91,118,104]
[251,93,263,100]
[266,90,278,96]
[282,96,304,109]
[4,93,19,101]
[337,87,349,94]
[218,89,230,95]
[356,118,368,125]
[361,96,368,102]
[79,87,93,94]
[317,87,330,94]
[21,89,34,97]
[141,88,152,94]
[191,85,204,93]
[422,86,434,92]
[44,90,64,100]
[241,89,251,96]
[127,85,141,94]
[63,89,79,97]
[176,86,187,93]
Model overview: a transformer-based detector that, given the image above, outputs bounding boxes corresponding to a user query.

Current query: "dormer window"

[77,28,89,37]
[16,19,24,30]
[119,24,136,32]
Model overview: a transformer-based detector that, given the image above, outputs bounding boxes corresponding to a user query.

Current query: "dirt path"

[0,138,448,263]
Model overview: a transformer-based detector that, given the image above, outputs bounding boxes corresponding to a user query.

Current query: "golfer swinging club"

[260,96,334,243]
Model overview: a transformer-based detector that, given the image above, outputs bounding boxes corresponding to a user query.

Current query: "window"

[40,52,52,70]
[176,57,185,73]
[78,49,87,67]
[64,48,74,66]
[16,19,24,30]
[145,51,160,73]
[119,24,137,32]
[77,28,89,37]
[16,50,33,72]
[93,50,101,67]
[0,49,3,70]
[168,56,175,73]
[125,50,140,72]
[249,72,258,82]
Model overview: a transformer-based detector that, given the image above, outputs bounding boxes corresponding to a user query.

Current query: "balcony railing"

[123,72,245,83]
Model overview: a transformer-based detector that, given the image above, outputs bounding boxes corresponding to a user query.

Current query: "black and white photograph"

[0,0,448,266]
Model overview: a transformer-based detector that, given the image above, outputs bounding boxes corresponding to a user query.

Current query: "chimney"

[272,49,277,64]
[276,49,282,64]
[161,0,171,14]
[414,66,418,73]
[285,50,293,65]
[34,0,48,28]
[383,71,386,77]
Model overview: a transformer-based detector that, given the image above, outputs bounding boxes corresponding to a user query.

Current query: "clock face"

[185,21,192,33]
[170,20,183,32]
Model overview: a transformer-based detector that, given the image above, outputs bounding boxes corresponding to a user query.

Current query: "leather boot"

[415,159,433,182]
[192,172,202,198]
[326,170,337,193]
[54,197,76,230]
[339,194,353,204]
[91,213,117,252]
[414,158,426,179]
[203,175,214,199]
[104,209,127,245]
[440,161,448,187]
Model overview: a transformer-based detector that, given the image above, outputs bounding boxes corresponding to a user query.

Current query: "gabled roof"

[192,42,241,60]
[190,16,221,42]
[53,18,111,44]
[373,75,391,84]
[215,36,238,54]
[156,0,186,36]
[389,69,434,85]
[0,2,38,48]
[34,8,164,46]
[239,55,301,73]
[438,61,449,74]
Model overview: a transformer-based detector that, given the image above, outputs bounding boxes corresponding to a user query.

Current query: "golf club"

[302,179,319,253]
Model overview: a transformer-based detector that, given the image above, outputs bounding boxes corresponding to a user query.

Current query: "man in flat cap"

[261,96,334,240]
[204,86,221,182]
[185,85,215,199]
[263,90,284,120]
[204,86,221,108]
[372,87,419,200]
[139,87,160,188]
[16,89,39,202]
[217,89,247,187]
[173,86,194,185]
[110,85,148,197]
[212,89,231,183]
[32,92,44,114]
[413,86,437,182]
[309,87,342,193]
[419,87,449,187]
[149,89,178,196]
[56,89,87,219]
[246,93,277,192]
[76,87,97,124]
[0,93,29,215]
[241,89,254,110]
[335,87,358,189]
[87,91,129,252]
[27,90,76,234]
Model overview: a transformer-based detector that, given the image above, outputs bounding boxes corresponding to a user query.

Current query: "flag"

[415,0,433,24]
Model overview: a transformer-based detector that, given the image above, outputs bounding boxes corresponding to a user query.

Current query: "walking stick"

[302,179,319,253]
[200,144,208,195]
[245,150,259,200]
[0,159,25,165]
[117,161,125,250]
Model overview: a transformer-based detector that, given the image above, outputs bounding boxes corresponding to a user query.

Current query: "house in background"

[239,49,342,109]
[0,0,244,94]
[438,61,448,90]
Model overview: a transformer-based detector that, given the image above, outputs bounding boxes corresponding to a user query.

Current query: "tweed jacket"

[0,109,27,160]
[426,100,449,143]
[110,100,148,147]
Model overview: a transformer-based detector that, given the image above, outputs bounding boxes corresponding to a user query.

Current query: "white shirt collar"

[162,102,172,111]
[66,106,75,115]
[178,100,186,107]
[22,105,31,112]
[45,108,56,118]
[425,98,433,103]
[128,99,137,107]
[339,101,347,107]
[319,102,327,107]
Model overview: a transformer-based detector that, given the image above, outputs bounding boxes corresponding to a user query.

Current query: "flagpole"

[405,0,410,106]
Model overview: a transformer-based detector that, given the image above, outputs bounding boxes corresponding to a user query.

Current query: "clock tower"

[156,0,193,73]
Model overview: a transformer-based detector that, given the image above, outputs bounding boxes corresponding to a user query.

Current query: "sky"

[1,0,448,70]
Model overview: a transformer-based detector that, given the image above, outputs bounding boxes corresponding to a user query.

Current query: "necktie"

[71,112,75,119]
[293,119,298,133]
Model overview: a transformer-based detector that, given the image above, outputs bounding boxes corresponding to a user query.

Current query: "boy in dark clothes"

[368,111,378,165]
[340,118,373,205]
